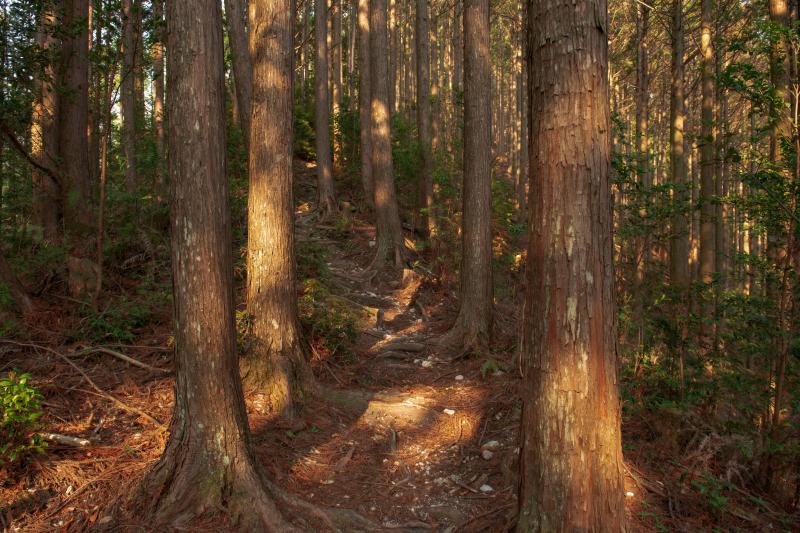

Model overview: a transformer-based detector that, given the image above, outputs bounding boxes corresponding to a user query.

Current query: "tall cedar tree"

[142,0,295,527]
[242,0,314,417]
[443,0,493,349]
[121,0,137,192]
[416,0,433,237]
[517,0,626,529]
[31,5,60,243]
[358,0,374,205]
[370,0,406,268]
[59,0,94,284]
[316,0,337,215]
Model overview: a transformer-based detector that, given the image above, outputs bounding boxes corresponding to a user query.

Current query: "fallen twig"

[75,346,168,373]
[40,432,91,447]
[0,340,164,428]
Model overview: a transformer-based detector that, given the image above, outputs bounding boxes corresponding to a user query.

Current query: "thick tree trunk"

[121,0,138,193]
[31,7,61,244]
[142,0,293,528]
[59,0,95,298]
[315,0,337,215]
[444,0,492,349]
[224,0,252,155]
[369,0,405,268]
[517,0,626,530]
[152,0,165,202]
[669,0,689,287]
[415,0,433,237]
[243,0,314,419]
[358,0,374,205]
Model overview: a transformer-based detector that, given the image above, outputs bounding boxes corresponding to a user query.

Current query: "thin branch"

[0,118,63,188]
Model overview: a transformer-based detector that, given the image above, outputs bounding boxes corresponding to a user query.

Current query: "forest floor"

[0,161,795,532]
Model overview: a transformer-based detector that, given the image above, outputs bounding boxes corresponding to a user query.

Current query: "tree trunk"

[141,0,294,527]
[699,0,716,328]
[121,0,138,193]
[517,0,626,528]
[444,0,492,349]
[669,0,689,287]
[59,0,94,297]
[358,0,374,206]
[635,2,650,279]
[152,0,165,203]
[315,0,337,215]
[225,0,252,155]
[369,0,405,268]
[31,6,61,244]
[243,0,314,419]
[415,0,433,237]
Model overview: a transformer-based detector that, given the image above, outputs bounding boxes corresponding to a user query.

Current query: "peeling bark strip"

[517,0,626,530]
[244,0,313,416]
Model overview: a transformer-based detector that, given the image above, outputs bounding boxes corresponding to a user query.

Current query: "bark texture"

[517,0,626,529]
[446,0,492,348]
[370,0,405,268]
[59,0,94,273]
[315,0,337,215]
[243,0,313,418]
[142,0,294,528]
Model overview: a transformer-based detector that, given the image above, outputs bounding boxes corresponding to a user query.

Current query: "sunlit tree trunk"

[31,6,60,243]
[517,0,626,528]
[358,0,374,205]
[141,0,296,527]
[243,0,314,418]
[699,0,716,333]
[370,0,405,267]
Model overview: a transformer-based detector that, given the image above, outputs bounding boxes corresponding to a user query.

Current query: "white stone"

[481,450,494,460]
[443,408,455,416]
[421,360,433,368]
[455,375,465,381]
[479,484,494,493]
[481,440,501,450]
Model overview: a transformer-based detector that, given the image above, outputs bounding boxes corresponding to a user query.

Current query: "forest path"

[246,162,519,531]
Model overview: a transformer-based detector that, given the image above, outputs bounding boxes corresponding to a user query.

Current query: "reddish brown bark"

[517,0,626,529]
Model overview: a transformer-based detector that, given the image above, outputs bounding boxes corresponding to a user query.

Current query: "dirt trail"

[246,187,520,531]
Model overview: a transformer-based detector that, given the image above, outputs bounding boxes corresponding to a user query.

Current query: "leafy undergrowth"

[0,161,796,531]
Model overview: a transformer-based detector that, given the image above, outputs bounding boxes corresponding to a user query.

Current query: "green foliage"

[480,358,502,378]
[294,97,316,161]
[78,296,152,343]
[296,239,330,281]
[1,371,45,467]
[299,279,365,360]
